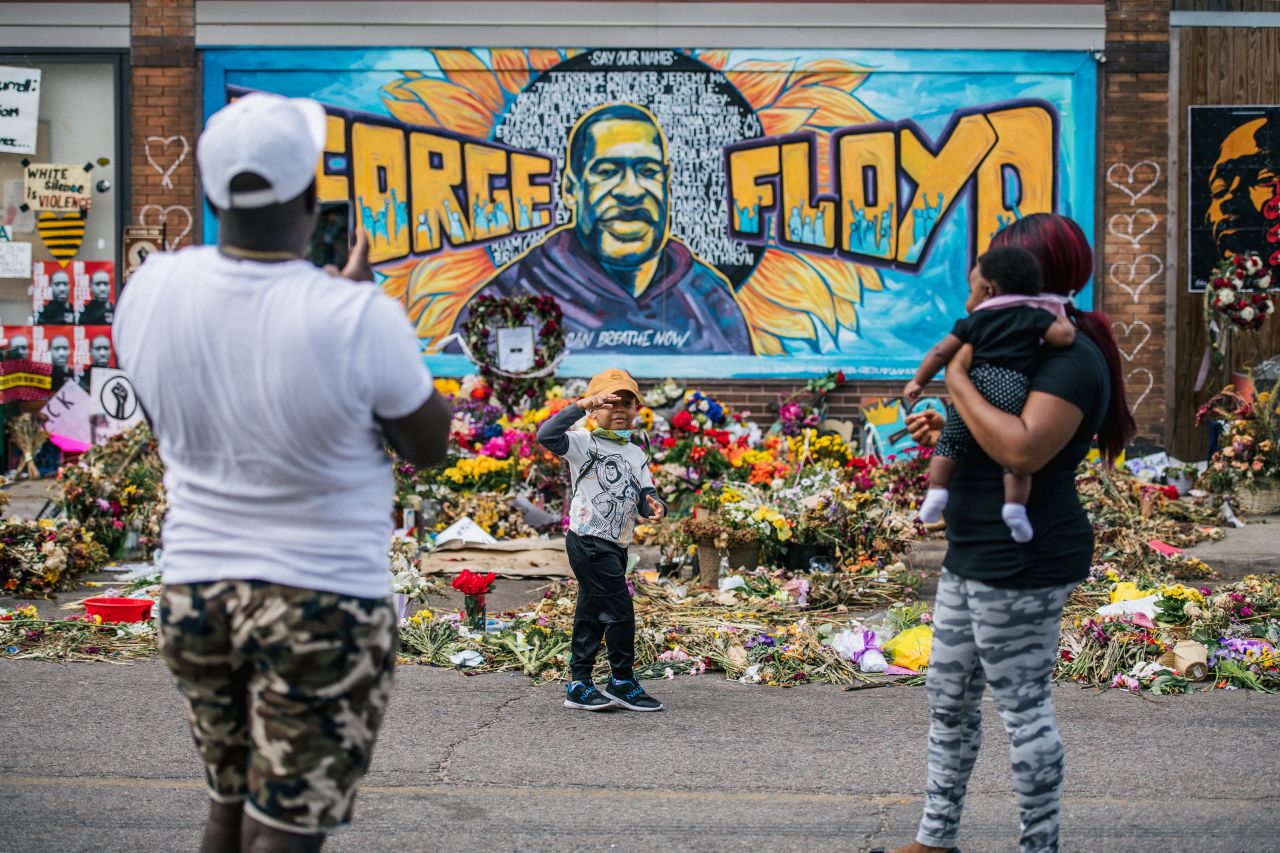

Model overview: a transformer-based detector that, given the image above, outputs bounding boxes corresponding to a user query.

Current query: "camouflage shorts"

[158,580,397,835]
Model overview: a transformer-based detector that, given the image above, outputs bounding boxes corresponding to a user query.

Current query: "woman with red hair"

[886,213,1135,853]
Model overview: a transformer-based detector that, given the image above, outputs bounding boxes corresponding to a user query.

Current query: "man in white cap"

[77,269,114,325]
[115,92,451,853]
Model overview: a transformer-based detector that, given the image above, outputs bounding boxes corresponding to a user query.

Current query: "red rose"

[671,410,695,432]
[835,370,846,384]
[451,569,496,597]
[662,436,677,449]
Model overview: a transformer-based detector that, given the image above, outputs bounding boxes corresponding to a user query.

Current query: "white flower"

[1257,273,1272,291]
[1240,306,1256,322]
[1216,288,1236,306]
[1264,300,1275,316]
[1245,254,1264,274]
[663,667,675,679]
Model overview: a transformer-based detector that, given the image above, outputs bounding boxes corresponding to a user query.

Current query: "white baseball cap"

[198,92,328,210]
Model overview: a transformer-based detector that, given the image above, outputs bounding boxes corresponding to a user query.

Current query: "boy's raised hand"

[645,494,666,521]
[578,392,621,412]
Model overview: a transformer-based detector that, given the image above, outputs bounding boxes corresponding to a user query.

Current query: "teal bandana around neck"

[592,428,633,446]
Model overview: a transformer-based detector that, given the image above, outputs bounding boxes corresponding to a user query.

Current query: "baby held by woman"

[904,246,1076,542]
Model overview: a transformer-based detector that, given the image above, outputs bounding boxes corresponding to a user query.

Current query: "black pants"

[565,531,635,682]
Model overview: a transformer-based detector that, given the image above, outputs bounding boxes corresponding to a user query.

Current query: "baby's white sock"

[1002,502,1034,543]
[919,488,949,524]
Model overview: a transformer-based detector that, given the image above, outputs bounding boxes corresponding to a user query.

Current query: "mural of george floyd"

[1188,105,1280,290]
[204,47,1097,381]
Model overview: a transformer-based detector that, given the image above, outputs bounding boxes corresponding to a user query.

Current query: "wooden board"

[1170,25,1280,458]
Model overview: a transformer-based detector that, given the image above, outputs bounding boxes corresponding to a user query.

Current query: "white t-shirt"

[114,246,434,599]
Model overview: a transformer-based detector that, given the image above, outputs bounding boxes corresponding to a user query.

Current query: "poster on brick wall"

[204,48,1097,379]
[1189,105,1280,291]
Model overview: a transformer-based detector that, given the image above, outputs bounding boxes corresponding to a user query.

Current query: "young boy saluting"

[538,369,667,712]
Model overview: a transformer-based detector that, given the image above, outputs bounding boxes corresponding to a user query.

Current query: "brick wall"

[130,0,197,252]
[1100,0,1171,445]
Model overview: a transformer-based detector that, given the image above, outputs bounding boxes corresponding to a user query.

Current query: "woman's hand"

[906,409,945,449]
[944,343,974,394]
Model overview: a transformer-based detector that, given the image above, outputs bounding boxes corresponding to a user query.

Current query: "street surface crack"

[435,682,536,783]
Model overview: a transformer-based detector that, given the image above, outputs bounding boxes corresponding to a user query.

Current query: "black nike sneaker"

[601,677,664,712]
[564,680,615,711]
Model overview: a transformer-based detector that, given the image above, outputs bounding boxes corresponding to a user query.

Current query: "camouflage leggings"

[158,580,397,835]
[918,570,1075,853]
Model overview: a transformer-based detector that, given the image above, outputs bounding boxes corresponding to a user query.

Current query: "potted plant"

[1163,463,1199,497]
[633,518,687,577]
[679,512,762,588]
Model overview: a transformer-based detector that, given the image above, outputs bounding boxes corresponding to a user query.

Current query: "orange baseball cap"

[585,368,641,401]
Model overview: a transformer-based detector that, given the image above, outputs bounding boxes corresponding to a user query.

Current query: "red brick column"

[1101,0,1171,445]
[130,0,198,250]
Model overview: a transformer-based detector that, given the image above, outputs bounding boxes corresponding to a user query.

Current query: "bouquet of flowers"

[451,569,497,629]
[1198,378,1280,496]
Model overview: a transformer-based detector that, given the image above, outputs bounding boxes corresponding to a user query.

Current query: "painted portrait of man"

[1208,116,1277,260]
[1190,107,1280,286]
[459,103,753,355]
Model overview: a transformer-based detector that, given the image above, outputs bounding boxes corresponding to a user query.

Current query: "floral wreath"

[461,294,566,410]
[1207,253,1275,329]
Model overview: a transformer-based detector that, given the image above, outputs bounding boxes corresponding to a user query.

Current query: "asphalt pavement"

[0,660,1276,852]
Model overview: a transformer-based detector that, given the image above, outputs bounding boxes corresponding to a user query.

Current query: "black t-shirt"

[37,299,76,325]
[951,306,1056,372]
[942,333,1111,588]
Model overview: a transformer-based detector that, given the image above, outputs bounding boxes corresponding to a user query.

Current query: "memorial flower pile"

[1058,563,1280,693]
[58,425,166,558]
[0,519,110,598]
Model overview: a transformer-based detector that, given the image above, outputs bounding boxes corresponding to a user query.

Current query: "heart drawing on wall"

[138,204,193,249]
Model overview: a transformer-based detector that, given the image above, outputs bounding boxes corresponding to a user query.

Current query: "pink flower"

[1240,606,1255,618]
[112,520,124,529]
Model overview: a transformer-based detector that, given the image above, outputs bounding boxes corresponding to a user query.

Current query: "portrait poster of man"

[1189,105,1280,290]
[31,261,76,325]
[204,47,1097,380]
[74,262,117,326]
[75,325,114,391]
[31,324,78,391]
[3,325,32,361]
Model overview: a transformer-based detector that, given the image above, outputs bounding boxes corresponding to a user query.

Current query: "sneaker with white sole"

[564,680,615,711]
[601,677,664,711]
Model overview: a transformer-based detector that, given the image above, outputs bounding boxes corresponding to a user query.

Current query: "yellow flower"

[434,378,462,398]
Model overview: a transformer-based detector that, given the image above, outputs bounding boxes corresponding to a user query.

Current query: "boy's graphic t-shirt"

[537,405,662,546]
